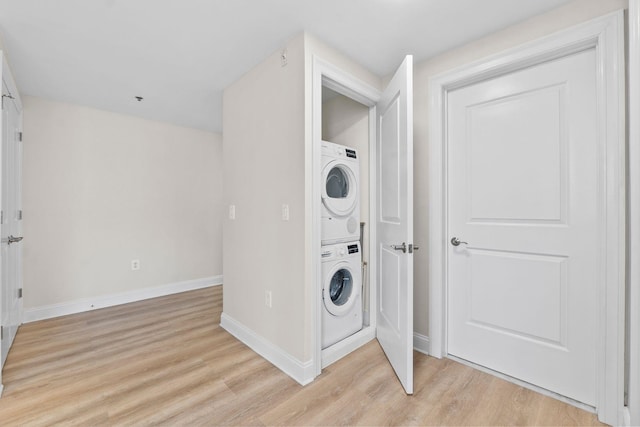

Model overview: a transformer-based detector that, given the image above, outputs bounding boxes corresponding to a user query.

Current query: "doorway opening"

[311,55,415,395]
[322,86,371,327]
[317,79,377,369]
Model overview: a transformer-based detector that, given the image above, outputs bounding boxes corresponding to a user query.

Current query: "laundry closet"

[319,86,371,361]
[221,32,414,392]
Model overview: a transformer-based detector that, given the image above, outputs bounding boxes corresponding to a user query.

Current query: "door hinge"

[18,288,22,298]
[1,93,14,109]
[17,132,22,142]
[17,210,22,220]
[1,326,3,340]
[1,210,4,224]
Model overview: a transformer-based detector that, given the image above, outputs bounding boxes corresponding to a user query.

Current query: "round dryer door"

[322,161,358,217]
[323,264,359,316]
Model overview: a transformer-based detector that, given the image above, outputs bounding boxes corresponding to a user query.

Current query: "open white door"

[376,55,414,394]
[1,69,23,368]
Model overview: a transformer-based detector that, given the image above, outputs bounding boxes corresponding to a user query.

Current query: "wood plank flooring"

[0,286,604,426]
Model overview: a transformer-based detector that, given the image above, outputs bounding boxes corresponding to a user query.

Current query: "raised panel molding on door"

[466,84,567,224]
[428,13,625,425]
[464,249,568,349]
[379,96,401,223]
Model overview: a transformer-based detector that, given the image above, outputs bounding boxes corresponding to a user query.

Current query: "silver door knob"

[391,242,407,253]
[450,237,468,246]
[8,235,23,244]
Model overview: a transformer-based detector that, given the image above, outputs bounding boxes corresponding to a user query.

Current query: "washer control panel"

[321,242,360,261]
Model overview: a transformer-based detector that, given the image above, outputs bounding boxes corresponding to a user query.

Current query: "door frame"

[628,0,640,425]
[427,12,625,426]
[311,56,381,376]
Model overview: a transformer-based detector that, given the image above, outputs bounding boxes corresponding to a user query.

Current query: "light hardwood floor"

[0,286,604,426]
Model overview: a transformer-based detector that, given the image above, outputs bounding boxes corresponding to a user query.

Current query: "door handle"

[8,235,23,245]
[450,237,468,247]
[391,242,407,253]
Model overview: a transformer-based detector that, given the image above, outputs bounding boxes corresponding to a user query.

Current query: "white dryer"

[321,140,360,245]
[321,241,363,349]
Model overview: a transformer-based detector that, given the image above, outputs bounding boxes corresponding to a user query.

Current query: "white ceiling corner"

[0,0,571,133]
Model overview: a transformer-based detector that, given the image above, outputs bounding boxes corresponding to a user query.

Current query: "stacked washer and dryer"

[321,140,363,350]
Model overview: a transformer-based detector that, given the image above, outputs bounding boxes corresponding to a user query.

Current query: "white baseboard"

[413,332,430,355]
[24,275,223,323]
[220,312,314,386]
[321,326,376,368]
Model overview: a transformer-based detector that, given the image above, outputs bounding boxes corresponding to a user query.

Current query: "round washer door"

[322,160,358,217]
[323,263,359,316]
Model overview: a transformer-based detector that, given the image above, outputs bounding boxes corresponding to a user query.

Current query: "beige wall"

[222,34,307,361]
[22,96,223,310]
[412,0,628,337]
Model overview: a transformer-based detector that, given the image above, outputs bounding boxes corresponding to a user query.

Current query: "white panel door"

[447,49,598,405]
[376,55,414,394]
[1,80,22,368]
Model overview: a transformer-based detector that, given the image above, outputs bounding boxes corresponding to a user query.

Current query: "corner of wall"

[222,32,307,363]
[303,32,382,90]
[220,312,314,386]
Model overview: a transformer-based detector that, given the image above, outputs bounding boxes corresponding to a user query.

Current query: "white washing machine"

[321,241,363,349]
[321,140,360,245]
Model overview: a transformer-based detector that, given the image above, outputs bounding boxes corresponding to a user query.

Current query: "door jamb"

[427,12,626,426]
[311,56,381,377]
[627,0,640,425]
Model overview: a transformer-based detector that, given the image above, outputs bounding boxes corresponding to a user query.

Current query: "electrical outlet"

[265,290,272,308]
[131,259,140,271]
[282,204,289,221]
[229,204,236,220]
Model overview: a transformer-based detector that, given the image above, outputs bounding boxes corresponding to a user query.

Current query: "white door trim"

[310,56,381,377]
[627,0,640,425]
[427,12,625,425]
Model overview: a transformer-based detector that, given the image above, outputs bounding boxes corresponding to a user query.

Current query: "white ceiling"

[0,0,571,133]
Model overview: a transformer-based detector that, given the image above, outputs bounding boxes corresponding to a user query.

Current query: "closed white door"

[1,80,22,368]
[447,49,598,405]
[376,55,414,394]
